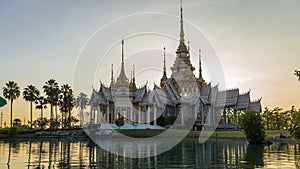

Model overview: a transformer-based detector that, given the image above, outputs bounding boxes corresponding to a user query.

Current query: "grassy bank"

[115,129,288,138]
[0,128,289,139]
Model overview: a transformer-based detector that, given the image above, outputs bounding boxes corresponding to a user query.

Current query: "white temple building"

[88,2,262,129]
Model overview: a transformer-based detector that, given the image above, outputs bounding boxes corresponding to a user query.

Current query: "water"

[0,138,299,169]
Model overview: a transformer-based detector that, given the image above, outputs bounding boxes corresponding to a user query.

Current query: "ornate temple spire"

[160,47,168,88]
[163,47,167,76]
[179,0,185,44]
[199,49,202,77]
[129,70,133,85]
[121,38,124,66]
[122,39,124,60]
[111,64,114,81]
[176,0,188,54]
[116,38,129,87]
[119,38,126,78]
[129,64,137,93]
[197,49,206,86]
[132,64,136,86]
[110,64,114,88]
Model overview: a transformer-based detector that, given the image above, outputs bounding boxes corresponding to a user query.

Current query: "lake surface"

[0,137,299,169]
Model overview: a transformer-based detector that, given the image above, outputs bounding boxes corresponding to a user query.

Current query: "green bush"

[115,117,125,129]
[240,110,265,144]
[7,127,19,136]
[156,116,165,126]
[165,116,177,125]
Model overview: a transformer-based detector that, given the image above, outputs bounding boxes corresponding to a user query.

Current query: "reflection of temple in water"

[1,139,300,168]
[88,2,261,129]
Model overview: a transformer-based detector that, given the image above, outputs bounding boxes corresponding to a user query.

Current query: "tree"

[3,81,20,127]
[289,109,300,140]
[13,118,22,127]
[33,117,49,129]
[261,107,291,130]
[295,69,300,81]
[240,110,265,144]
[75,93,89,127]
[35,96,47,120]
[272,107,283,130]
[59,84,74,129]
[165,116,177,126]
[70,116,80,127]
[261,107,272,130]
[43,79,60,129]
[23,85,40,128]
[156,116,166,127]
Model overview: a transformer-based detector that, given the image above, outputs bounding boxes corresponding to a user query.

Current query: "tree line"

[261,106,299,130]
[2,79,89,130]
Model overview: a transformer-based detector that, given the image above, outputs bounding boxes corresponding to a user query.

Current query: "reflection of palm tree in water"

[79,142,83,168]
[48,140,53,168]
[38,141,43,168]
[7,142,11,169]
[27,141,32,169]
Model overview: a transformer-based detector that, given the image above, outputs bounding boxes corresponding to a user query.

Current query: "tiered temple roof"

[89,1,262,124]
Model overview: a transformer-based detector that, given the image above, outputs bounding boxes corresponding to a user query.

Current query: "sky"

[0,0,300,125]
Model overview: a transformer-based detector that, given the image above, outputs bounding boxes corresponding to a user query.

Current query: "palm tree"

[3,81,20,127]
[75,92,89,127]
[59,84,74,129]
[295,69,300,81]
[43,79,59,129]
[13,118,22,127]
[35,96,47,120]
[53,88,61,128]
[23,85,40,128]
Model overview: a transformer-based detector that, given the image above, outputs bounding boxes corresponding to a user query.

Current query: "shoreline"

[0,129,294,143]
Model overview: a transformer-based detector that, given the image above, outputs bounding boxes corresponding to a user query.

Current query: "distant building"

[88,2,261,129]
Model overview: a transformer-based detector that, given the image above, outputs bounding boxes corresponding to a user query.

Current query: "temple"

[88,2,261,129]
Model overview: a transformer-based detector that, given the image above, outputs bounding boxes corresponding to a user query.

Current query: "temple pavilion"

[88,2,261,129]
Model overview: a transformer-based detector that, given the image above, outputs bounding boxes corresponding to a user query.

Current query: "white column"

[130,106,133,124]
[106,105,109,123]
[194,103,197,120]
[181,105,184,126]
[97,106,101,124]
[201,104,204,125]
[138,106,141,124]
[154,103,157,126]
[93,110,96,124]
[89,107,93,124]
[207,106,211,125]
[147,105,150,125]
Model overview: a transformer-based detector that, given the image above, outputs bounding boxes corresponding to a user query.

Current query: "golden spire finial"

[176,0,188,54]
[121,38,124,64]
[163,47,166,73]
[198,48,205,85]
[111,64,114,81]
[199,49,202,74]
[116,38,128,85]
[180,0,185,44]
[160,46,168,88]
[133,64,136,82]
